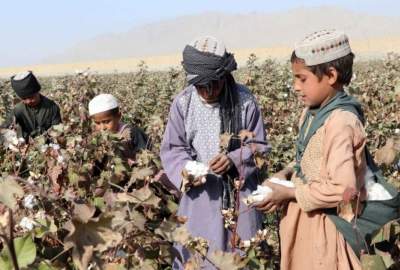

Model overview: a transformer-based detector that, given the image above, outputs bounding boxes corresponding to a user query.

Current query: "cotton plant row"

[0,54,397,269]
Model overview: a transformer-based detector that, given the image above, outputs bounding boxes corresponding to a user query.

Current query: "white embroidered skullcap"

[294,29,352,66]
[13,71,31,80]
[88,94,119,116]
[189,36,226,57]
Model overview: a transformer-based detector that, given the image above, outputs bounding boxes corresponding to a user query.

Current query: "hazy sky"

[1,0,398,67]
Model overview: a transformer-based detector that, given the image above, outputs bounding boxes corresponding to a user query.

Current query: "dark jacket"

[1,95,61,140]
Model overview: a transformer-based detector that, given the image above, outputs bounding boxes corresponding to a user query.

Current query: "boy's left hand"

[209,153,233,175]
[254,182,296,213]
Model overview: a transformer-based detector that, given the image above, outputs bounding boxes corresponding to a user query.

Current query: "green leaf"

[360,254,386,270]
[0,234,37,270]
[72,202,96,223]
[166,199,178,214]
[93,197,106,209]
[371,220,400,245]
[0,176,24,210]
[38,260,59,270]
[116,185,161,207]
[68,169,80,186]
[209,250,248,270]
[34,217,58,238]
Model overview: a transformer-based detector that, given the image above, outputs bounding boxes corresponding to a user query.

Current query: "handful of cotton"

[243,178,295,205]
[185,161,209,178]
[181,161,210,192]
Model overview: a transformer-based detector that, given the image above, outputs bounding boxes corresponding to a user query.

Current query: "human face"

[291,60,338,108]
[21,93,41,107]
[195,79,225,103]
[91,111,121,133]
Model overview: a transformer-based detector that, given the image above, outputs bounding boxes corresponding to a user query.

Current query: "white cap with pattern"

[186,36,226,82]
[295,29,352,66]
[88,94,119,116]
[189,35,226,56]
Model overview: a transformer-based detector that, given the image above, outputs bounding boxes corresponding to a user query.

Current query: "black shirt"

[1,95,61,140]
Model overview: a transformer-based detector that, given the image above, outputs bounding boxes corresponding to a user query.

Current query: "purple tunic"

[160,84,270,269]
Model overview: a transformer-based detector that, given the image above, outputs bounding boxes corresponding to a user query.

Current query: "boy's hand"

[209,153,233,175]
[255,182,295,213]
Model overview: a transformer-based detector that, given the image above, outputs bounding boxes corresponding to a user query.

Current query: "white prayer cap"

[13,71,31,80]
[88,94,119,116]
[188,36,226,57]
[294,29,352,66]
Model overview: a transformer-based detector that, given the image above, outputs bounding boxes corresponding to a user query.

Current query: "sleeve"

[131,126,150,151]
[160,98,193,189]
[295,111,366,212]
[51,104,62,125]
[227,99,270,180]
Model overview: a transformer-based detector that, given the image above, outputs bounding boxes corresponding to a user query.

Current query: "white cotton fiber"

[243,178,295,205]
[364,168,393,201]
[184,161,209,178]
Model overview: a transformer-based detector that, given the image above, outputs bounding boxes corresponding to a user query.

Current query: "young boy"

[256,30,399,269]
[1,71,61,140]
[88,93,149,162]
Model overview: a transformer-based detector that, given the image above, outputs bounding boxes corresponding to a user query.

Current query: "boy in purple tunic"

[160,36,270,269]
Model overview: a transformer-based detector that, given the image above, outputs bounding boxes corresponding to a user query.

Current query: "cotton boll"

[57,155,65,164]
[185,161,209,178]
[364,168,393,201]
[243,185,273,205]
[365,178,393,201]
[40,144,49,153]
[8,144,19,152]
[23,194,37,209]
[242,240,251,248]
[19,217,36,231]
[11,137,19,145]
[244,178,295,206]
[50,143,60,150]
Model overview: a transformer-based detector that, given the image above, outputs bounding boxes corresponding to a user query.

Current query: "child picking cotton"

[255,30,399,270]
[88,93,149,163]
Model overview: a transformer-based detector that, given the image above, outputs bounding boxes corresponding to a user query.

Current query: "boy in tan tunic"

[255,30,399,269]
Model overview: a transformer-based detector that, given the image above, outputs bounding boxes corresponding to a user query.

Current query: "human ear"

[327,67,338,86]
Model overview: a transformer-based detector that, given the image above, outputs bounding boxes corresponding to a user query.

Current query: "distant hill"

[1,6,399,77]
[44,6,400,64]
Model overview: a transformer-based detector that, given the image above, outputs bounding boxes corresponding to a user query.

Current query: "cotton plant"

[0,129,25,152]
[0,55,397,269]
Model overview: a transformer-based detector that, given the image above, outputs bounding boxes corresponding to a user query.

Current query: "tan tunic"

[280,109,366,270]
